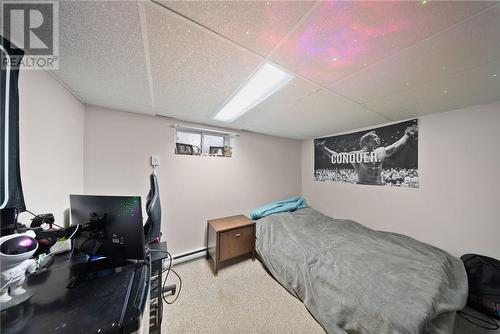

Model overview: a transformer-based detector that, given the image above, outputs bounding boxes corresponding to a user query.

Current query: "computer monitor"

[69,195,145,260]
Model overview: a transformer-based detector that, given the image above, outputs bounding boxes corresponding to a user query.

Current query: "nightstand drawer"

[219,227,254,261]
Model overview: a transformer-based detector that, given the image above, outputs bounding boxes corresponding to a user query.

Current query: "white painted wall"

[302,102,500,258]
[18,70,85,226]
[83,106,302,255]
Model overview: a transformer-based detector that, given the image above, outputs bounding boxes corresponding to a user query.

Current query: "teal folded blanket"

[249,196,307,220]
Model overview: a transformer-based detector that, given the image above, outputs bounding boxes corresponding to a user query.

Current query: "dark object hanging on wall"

[461,254,500,321]
[144,173,162,244]
[1,36,26,236]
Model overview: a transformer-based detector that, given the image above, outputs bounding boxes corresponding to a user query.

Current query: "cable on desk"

[43,224,80,258]
[25,209,65,229]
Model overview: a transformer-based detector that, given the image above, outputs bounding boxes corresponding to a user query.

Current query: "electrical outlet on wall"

[151,155,160,167]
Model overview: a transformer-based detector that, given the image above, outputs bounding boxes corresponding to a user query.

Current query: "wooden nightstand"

[207,215,255,276]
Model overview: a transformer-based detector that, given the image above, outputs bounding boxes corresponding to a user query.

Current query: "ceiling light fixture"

[213,63,293,122]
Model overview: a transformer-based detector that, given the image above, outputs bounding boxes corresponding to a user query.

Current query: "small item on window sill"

[209,146,224,157]
[223,146,232,157]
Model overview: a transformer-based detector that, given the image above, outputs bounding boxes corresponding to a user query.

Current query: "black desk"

[147,242,169,334]
[1,253,150,334]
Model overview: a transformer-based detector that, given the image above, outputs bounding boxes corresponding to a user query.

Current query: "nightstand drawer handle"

[234,233,241,237]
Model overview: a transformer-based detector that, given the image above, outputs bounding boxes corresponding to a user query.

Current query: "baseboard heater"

[172,247,207,265]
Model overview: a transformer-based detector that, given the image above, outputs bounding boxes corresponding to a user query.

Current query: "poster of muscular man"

[314,119,418,187]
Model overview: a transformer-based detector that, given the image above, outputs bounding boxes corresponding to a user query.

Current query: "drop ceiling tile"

[245,89,388,139]
[415,60,500,114]
[331,4,500,103]
[271,1,495,87]
[76,91,153,116]
[366,59,500,120]
[56,1,152,113]
[232,77,321,128]
[360,90,420,121]
[146,4,262,121]
[157,0,314,56]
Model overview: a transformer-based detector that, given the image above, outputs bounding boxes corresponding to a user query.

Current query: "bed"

[255,207,467,334]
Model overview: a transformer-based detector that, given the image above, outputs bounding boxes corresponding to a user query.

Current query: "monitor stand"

[67,252,143,288]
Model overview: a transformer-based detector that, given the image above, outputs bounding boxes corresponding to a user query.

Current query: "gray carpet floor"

[162,258,499,334]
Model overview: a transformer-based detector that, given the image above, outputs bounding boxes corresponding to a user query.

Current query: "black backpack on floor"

[460,254,500,327]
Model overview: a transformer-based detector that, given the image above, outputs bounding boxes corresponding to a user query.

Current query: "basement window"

[174,126,233,157]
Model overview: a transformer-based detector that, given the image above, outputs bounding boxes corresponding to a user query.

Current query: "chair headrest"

[146,173,160,211]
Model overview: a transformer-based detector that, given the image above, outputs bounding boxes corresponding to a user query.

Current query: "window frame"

[174,125,233,157]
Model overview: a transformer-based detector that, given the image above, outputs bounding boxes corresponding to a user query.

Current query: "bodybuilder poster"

[314,119,418,187]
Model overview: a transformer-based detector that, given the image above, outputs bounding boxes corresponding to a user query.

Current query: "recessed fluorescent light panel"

[213,63,293,122]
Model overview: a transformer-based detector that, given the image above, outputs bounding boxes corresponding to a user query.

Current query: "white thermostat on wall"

[151,155,160,167]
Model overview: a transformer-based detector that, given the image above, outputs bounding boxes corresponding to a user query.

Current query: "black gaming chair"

[144,173,162,244]
[144,173,176,296]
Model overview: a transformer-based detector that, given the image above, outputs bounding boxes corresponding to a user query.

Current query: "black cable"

[161,251,176,304]
[51,223,65,229]
[24,209,37,217]
[457,310,499,330]
[163,268,182,305]
[24,209,64,229]
[148,249,183,306]
[149,249,183,305]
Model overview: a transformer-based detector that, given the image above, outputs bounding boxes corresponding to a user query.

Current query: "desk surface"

[1,253,149,334]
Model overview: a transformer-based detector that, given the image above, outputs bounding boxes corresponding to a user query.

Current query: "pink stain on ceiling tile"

[161,0,315,56]
[260,2,300,51]
[271,1,494,85]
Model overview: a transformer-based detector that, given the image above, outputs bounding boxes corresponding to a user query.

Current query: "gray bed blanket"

[255,207,467,334]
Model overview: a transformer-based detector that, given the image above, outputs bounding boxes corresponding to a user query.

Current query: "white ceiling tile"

[157,0,314,56]
[414,60,500,115]
[366,59,500,120]
[146,4,262,121]
[245,89,388,139]
[56,1,153,113]
[76,91,154,116]
[331,4,500,103]
[360,91,420,120]
[271,1,495,87]
[232,77,321,128]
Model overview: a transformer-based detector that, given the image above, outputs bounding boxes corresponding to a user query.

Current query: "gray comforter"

[255,207,467,334]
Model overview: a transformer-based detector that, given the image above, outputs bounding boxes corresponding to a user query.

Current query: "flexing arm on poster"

[379,125,418,159]
[317,125,417,185]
